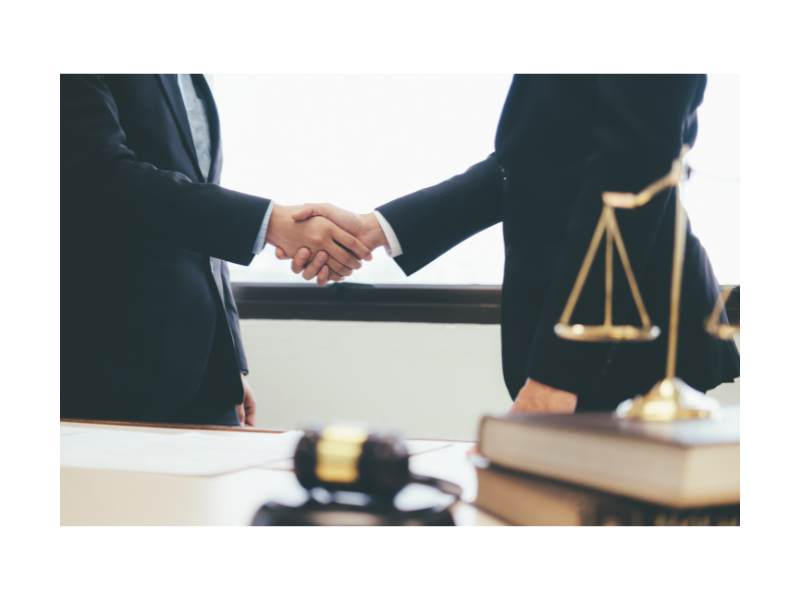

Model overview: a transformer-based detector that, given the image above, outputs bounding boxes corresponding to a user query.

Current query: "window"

[212,75,739,286]
[680,75,740,285]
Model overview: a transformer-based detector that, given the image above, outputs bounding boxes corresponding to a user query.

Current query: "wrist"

[360,213,388,251]
[265,203,293,247]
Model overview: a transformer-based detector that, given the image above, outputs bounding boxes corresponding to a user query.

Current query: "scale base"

[615,377,723,421]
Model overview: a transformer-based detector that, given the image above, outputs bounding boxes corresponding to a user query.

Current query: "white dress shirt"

[372,210,403,257]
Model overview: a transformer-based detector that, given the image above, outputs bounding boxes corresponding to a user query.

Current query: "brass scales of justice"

[554,145,737,421]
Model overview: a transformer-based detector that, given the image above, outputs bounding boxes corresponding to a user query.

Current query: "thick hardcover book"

[474,462,740,526]
[478,407,739,508]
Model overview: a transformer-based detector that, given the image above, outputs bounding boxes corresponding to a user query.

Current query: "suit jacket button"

[505,244,512,257]
[500,166,508,180]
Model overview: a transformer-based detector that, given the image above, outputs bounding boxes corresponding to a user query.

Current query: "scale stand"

[555,146,723,421]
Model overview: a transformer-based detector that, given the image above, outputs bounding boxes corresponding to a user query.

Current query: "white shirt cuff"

[252,201,275,255]
[373,210,403,257]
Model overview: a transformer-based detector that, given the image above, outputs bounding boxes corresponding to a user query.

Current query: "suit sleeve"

[375,154,505,275]
[60,75,271,266]
[525,75,707,395]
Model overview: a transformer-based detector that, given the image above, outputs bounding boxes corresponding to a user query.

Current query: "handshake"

[265,203,387,285]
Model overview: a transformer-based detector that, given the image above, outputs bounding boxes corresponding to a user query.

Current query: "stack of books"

[474,407,740,526]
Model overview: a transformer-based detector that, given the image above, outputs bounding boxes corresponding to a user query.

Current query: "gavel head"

[293,424,411,499]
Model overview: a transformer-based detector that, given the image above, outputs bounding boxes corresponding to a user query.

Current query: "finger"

[329,272,345,282]
[275,247,288,260]
[291,206,314,221]
[334,231,372,261]
[325,255,353,278]
[245,400,256,427]
[291,248,311,274]
[316,265,330,286]
[328,241,362,271]
[291,203,332,221]
[302,251,328,281]
[236,404,245,426]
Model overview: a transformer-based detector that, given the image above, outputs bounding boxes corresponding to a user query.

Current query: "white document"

[60,426,304,476]
[405,440,452,455]
[60,426,94,437]
[258,439,452,471]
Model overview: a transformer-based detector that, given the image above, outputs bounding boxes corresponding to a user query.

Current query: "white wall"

[241,320,510,439]
[241,320,740,440]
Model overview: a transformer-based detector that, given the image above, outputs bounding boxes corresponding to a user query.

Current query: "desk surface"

[60,420,507,526]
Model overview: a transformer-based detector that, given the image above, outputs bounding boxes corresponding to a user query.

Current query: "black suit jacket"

[61,75,271,422]
[377,75,740,411]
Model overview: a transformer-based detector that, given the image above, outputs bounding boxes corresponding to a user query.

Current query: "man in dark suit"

[280,75,740,413]
[61,74,371,426]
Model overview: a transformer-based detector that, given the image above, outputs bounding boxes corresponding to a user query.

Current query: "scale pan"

[554,323,661,342]
[705,322,738,340]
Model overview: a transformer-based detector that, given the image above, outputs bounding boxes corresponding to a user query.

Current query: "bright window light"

[211,75,739,286]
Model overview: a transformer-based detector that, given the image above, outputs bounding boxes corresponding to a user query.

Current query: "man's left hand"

[238,373,257,427]
[511,378,577,414]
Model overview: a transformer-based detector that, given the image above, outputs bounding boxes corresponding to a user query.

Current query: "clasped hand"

[267,204,375,279]
[272,203,387,285]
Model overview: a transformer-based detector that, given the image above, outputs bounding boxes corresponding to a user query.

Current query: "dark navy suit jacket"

[61,75,271,422]
[377,75,740,410]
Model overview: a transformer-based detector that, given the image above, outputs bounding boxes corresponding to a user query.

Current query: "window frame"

[232,283,739,326]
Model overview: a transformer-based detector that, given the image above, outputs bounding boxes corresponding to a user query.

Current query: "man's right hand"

[274,203,388,285]
[266,204,373,278]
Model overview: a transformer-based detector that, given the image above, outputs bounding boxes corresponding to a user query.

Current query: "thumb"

[291,203,330,221]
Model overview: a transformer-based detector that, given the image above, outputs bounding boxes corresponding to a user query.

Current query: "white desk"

[60,421,507,526]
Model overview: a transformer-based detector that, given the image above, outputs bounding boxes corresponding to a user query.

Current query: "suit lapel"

[194,74,222,184]
[210,257,226,301]
[157,74,204,181]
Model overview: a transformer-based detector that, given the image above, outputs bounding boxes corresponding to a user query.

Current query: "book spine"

[595,502,740,526]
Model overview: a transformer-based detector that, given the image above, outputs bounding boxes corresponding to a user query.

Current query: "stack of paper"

[60,426,305,476]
